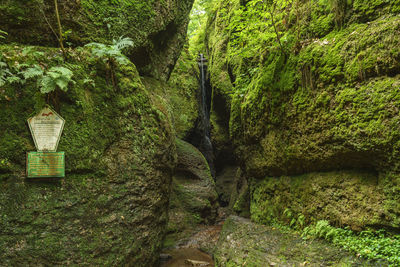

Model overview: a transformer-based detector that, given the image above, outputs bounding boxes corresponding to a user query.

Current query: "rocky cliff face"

[0,45,177,266]
[0,0,195,265]
[205,0,400,230]
[0,0,194,80]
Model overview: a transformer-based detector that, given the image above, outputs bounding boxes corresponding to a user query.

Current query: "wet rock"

[184,259,210,266]
[215,166,249,217]
[161,248,213,267]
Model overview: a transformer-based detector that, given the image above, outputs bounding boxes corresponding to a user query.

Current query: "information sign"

[26,152,65,178]
[27,107,65,152]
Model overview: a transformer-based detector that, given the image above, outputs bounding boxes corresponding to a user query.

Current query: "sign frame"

[26,151,65,178]
[27,106,65,152]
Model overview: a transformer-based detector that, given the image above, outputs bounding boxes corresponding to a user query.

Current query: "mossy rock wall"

[250,171,400,230]
[0,0,194,80]
[205,0,400,230]
[0,45,176,266]
[142,45,199,140]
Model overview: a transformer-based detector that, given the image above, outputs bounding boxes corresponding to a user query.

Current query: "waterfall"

[194,53,215,177]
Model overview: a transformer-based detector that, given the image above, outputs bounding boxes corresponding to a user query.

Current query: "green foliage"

[188,0,213,38]
[38,66,74,93]
[86,36,133,86]
[0,29,7,40]
[0,60,12,87]
[227,0,292,59]
[86,36,133,65]
[22,65,44,80]
[302,220,400,265]
[282,208,306,230]
[0,55,73,94]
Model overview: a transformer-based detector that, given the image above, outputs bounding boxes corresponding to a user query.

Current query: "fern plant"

[86,36,133,65]
[1,62,74,94]
[85,36,133,86]
[0,61,12,87]
[38,66,73,93]
[0,30,7,40]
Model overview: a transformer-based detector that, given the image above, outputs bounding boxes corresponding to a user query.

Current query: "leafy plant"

[85,36,133,86]
[0,61,13,87]
[22,65,44,80]
[283,209,306,230]
[38,66,73,93]
[302,220,400,265]
[1,61,73,94]
[86,36,133,64]
[0,30,7,40]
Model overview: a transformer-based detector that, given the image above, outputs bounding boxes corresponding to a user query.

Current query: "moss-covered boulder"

[0,45,176,266]
[0,0,194,80]
[214,215,377,266]
[166,138,218,245]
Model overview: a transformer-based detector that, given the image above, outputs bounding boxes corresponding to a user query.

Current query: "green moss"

[79,0,155,44]
[0,44,176,266]
[0,0,194,80]
[206,0,400,186]
[250,170,400,230]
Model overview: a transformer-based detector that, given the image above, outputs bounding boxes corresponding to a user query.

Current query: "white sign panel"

[27,107,65,152]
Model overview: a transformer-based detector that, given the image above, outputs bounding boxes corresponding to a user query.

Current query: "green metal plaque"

[26,152,65,178]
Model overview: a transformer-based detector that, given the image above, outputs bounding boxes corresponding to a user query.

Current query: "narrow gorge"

[1,0,400,266]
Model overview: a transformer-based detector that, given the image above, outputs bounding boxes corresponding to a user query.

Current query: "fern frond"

[38,66,74,94]
[22,65,44,79]
[0,77,5,87]
[6,76,22,84]
[113,37,133,51]
[0,29,7,39]
[48,66,73,79]
[55,76,71,92]
[39,76,56,94]
[114,55,129,65]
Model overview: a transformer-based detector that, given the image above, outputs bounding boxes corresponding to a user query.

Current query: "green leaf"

[6,76,22,84]
[22,65,44,79]
[39,76,56,94]
[113,36,134,51]
[55,77,70,92]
